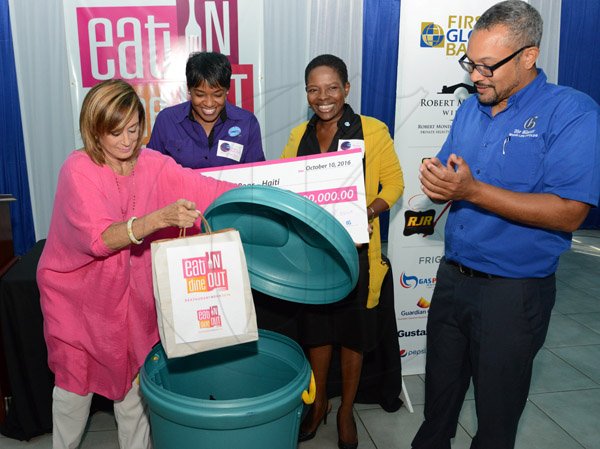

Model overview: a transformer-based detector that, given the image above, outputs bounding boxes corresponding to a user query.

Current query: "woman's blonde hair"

[79,79,146,165]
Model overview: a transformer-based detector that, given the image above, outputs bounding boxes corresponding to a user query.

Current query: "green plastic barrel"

[140,330,311,449]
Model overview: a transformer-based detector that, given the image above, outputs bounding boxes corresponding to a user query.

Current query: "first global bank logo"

[420,15,479,55]
[420,22,445,48]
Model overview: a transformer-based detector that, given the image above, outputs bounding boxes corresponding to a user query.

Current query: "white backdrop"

[388,0,561,375]
[8,0,363,239]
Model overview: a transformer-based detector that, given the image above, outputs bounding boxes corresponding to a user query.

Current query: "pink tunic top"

[37,149,234,400]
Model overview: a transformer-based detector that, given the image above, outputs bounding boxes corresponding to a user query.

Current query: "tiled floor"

[1,230,599,448]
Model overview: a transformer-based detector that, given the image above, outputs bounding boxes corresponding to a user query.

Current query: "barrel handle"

[301,371,316,404]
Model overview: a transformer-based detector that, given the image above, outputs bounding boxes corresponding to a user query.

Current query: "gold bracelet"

[368,206,376,220]
[127,216,144,245]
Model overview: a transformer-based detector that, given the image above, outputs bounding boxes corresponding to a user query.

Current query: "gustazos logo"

[400,272,437,289]
[398,329,427,338]
[420,15,480,56]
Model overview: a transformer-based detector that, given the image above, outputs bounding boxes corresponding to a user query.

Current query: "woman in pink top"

[37,79,235,449]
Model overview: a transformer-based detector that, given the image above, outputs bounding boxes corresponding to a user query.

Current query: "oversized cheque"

[199,148,369,243]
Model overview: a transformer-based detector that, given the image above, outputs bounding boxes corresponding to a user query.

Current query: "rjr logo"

[182,251,228,294]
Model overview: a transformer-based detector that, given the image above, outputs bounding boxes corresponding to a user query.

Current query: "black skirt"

[301,246,378,352]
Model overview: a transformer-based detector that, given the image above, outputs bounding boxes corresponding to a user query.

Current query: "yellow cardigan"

[281,115,404,308]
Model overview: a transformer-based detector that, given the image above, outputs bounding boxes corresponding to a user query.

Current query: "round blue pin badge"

[228,126,242,137]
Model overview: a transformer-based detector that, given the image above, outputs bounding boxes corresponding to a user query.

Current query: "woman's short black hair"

[186,51,232,90]
[304,54,349,85]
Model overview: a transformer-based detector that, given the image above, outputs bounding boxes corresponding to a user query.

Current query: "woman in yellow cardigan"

[283,54,404,449]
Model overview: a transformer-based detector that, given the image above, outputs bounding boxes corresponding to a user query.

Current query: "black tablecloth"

[0,240,53,440]
[0,240,126,440]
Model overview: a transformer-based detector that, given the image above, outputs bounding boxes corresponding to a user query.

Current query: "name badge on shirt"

[216,140,244,162]
[337,139,365,157]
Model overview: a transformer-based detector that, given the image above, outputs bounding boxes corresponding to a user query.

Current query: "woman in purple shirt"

[148,51,265,168]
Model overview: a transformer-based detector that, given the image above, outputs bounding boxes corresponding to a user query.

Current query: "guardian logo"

[417,297,431,309]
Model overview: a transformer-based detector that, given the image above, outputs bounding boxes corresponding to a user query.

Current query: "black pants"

[412,259,555,449]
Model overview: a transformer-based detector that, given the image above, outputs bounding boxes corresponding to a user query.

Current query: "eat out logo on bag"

[182,251,229,294]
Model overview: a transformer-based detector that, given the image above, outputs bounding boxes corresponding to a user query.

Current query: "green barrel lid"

[204,185,359,304]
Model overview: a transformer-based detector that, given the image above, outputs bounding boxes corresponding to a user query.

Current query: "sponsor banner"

[398,321,428,367]
[62,0,263,146]
[392,245,438,374]
[388,0,497,374]
[199,149,369,243]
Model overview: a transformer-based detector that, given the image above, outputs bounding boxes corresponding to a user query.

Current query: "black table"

[0,240,53,440]
[0,240,132,441]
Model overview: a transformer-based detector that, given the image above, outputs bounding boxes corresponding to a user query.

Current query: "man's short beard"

[477,91,499,105]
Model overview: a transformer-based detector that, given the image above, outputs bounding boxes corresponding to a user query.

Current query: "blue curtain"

[559,0,600,228]
[361,0,401,241]
[0,0,36,254]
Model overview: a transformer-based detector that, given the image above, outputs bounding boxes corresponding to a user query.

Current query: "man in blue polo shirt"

[148,51,264,168]
[412,1,600,449]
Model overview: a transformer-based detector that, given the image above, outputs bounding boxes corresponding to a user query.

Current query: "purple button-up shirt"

[147,101,264,168]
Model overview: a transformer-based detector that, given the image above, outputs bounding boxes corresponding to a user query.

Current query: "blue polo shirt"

[439,70,600,278]
[147,101,264,169]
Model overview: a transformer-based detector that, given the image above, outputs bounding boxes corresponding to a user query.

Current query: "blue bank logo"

[420,22,445,48]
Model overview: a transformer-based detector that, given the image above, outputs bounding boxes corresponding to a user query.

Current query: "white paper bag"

[151,226,258,358]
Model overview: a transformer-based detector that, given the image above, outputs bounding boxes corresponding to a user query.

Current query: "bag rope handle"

[178,210,212,238]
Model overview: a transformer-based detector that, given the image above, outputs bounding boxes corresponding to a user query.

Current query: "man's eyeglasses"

[458,45,534,77]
